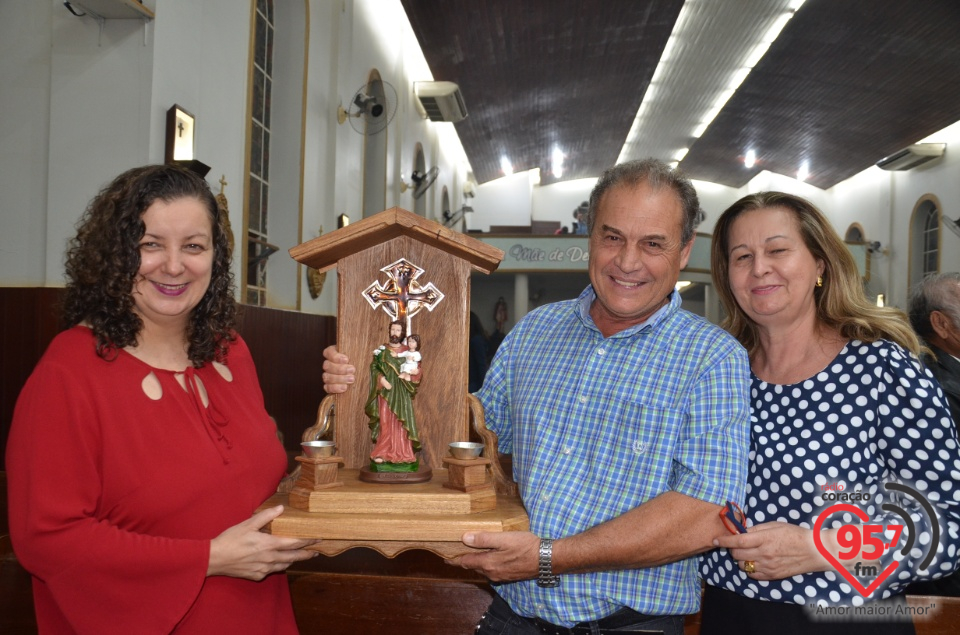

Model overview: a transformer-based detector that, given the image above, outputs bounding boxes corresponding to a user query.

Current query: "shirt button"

[579,396,587,404]
[563,447,573,455]
[541,494,550,502]
[597,348,605,355]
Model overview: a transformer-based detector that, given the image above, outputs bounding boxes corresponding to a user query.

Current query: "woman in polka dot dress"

[700,192,960,635]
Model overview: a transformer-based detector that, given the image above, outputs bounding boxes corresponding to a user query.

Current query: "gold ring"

[743,560,756,574]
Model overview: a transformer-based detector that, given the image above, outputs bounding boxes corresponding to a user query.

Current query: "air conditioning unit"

[415,81,468,123]
[876,143,946,171]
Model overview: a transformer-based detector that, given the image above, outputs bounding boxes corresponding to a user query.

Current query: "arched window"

[245,0,274,306]
[412,144,426,217]
[244,0,307,309]
[844,223,864,242]
[909,195,941,289]
[441,186,450,225]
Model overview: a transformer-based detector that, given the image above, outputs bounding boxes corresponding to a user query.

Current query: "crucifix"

[362,258,444,333]
[177,119,185,137]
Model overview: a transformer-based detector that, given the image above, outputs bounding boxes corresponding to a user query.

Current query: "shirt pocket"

[588,398,684,507]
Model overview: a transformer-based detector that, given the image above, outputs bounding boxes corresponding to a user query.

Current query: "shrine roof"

[289,207,504,274]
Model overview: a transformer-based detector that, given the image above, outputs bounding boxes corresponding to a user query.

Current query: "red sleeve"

[6,351,208,634]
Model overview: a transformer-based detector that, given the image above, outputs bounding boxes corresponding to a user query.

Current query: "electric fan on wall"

[400,166,440,199]
[337,81,398,135]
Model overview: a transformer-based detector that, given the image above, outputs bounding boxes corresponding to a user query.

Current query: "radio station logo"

[813,482,940,597]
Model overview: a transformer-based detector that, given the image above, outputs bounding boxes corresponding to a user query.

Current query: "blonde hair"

[710,192,924,359]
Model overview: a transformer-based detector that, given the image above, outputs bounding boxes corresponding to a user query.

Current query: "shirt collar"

[575,285,681,337]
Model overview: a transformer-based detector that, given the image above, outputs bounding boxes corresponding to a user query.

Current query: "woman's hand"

[322,346,355,393]
[714,521,831,581]
[207,505,320,580]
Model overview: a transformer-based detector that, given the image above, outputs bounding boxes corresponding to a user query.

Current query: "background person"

[908,272,960,424]
[905,271,960,597]
[468,311,490,392]
[5,164,317,634]
[701,191,960,635]
[322,159,751,635]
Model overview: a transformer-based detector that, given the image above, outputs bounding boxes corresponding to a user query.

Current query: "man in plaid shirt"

[323,159,750,634]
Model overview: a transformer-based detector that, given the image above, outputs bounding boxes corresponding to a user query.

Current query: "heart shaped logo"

[813,503,901,597]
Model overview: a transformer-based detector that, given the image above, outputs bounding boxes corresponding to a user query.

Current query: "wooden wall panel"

[0,288,335,470]
[236,305,336,460]
[0,288,63,472]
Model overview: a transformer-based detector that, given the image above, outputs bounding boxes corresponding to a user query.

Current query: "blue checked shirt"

[476,286,750,625]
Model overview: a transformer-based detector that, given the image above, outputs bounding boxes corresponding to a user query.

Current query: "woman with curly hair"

[6,164,317,634]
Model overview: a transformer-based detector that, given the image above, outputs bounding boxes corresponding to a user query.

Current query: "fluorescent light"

[500,156,513,176]
[551,146,565,178]
[876,293,885,307]
[674,147,689,162]
[745,41,772,69]
[676,281,692,290]
[763,13,793,44]
[797,161,809,182]
[744,149,756,168]
[730,67,751,91]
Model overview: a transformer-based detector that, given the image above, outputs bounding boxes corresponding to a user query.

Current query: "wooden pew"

[908,595,960,635]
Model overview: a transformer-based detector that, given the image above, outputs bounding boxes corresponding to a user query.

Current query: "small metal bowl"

[301,440,336,458]
[449,441,484,460]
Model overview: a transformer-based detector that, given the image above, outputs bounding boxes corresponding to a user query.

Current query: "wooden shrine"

[262,208,529,558]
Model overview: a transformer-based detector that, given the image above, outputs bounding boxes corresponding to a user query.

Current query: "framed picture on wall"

[165,104,195,163]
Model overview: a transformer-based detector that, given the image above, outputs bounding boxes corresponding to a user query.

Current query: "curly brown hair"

[62,164,237,365]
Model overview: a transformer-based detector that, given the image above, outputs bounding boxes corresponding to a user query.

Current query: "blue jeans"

[475,594,686,635]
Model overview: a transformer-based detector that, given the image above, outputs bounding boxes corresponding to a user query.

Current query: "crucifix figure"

[362,258,444,334]
[177,120,185,137]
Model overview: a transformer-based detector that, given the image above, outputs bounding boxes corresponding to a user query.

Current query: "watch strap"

[537,537,560,588]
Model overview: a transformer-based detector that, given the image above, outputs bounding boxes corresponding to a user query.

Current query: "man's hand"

[322,345,355,393]
[445,531,541,583]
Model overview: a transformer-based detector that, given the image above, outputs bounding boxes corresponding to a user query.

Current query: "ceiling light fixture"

[689,5,804,144]
[551,146,565,178]
[500,156,514,176]
[674,147,689,162]
[797,161,809,182]
[744,149,756,168]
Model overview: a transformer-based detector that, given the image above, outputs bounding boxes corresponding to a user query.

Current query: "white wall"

[45,4,155,282]
[470,171,535,232]
[0,0,53,285]
[531,177,595,231]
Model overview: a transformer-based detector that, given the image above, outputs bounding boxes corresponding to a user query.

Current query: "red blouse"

[6,326,299,634]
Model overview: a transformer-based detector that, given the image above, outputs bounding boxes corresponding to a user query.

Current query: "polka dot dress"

[701,340,960,606]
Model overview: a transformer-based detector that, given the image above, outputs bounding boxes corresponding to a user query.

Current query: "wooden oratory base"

[271,467,527,558]
[271,450,527,559]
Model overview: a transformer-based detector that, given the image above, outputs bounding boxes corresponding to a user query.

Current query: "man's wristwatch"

[537,538,560,588]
